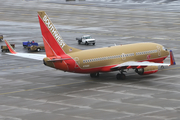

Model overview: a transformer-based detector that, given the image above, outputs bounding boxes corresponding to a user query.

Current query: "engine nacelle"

[135,66,158,75]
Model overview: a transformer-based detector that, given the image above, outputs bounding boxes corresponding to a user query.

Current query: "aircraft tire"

[37,48,41,52]
[90,72,99,78]
[85,42,89,45]
[116,73,126,80]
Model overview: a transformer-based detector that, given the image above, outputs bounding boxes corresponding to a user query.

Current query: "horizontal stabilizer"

[6,53,46,60]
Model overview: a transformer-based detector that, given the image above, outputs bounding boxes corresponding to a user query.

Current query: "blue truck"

[23,40,38,48]
[23,40,44,51]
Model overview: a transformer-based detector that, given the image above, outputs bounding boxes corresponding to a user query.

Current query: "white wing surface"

[4,40,46,61]
[111,61,170,70]
[6,53,46,60]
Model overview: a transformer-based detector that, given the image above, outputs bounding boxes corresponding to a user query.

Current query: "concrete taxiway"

[0,0,180,120]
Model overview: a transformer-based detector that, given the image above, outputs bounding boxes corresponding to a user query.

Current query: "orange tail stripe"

[4,40,16,54]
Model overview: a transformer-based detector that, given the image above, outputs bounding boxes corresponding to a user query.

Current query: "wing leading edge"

[111,61,170,71]
[111,49,175,71]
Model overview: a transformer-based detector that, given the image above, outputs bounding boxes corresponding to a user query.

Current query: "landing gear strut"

[116,70,126,80]
[90,72,99,78]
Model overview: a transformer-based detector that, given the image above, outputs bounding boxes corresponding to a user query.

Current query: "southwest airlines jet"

[5,11,176,80]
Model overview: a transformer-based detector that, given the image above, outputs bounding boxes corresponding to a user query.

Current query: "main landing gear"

[90,71,126,80]
[90,72,99,78]
[116,70,126,80]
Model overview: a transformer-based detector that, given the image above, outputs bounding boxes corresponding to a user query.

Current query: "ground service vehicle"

[23,41,44,52]
[27,45,44,52]
[0,35,3,41]
[76,35,95,45]
[22,40,38,48]
[1,44,15,52]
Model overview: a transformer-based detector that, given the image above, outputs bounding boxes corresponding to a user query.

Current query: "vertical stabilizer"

[170,50,176,65]
[37,11,80,57]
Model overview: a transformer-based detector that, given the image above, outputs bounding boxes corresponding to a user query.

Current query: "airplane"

[5,11,176,80]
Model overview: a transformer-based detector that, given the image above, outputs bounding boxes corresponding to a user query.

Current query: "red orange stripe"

[4,40,16,54]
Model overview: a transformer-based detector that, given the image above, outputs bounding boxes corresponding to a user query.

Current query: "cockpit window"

[85,36,92,39]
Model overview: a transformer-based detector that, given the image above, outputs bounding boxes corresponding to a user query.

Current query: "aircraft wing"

[4,40,46,61]
[111,61,170,71]
[6,53,46,60]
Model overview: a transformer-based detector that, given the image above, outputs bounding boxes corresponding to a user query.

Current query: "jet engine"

[135,66,158,75]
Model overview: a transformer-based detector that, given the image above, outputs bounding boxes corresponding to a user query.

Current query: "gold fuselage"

[67,42,169,69]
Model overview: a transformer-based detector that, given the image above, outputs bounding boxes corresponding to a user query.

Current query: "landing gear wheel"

[85,42,89,45]
[116,73,126,80]
[90,72,99,78]
[93,43,95,45]
[37,48,41,52]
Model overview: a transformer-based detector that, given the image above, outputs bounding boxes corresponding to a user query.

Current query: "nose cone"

[164,50,169,56]
[166,50,170,56]
[163,50,169,60]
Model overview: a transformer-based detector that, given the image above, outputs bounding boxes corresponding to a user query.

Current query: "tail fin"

[37,11,80,57]
[170,50,176,65]
[4,40,16,54]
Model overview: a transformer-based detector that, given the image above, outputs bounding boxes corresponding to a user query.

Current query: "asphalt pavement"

[0,0,180,120]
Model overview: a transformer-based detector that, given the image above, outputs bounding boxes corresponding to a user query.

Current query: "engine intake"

[135,68,144,75]
[135,66,158,75]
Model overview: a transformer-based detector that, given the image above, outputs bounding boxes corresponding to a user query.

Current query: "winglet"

[170,50,176,65]
[4,40,16,54]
